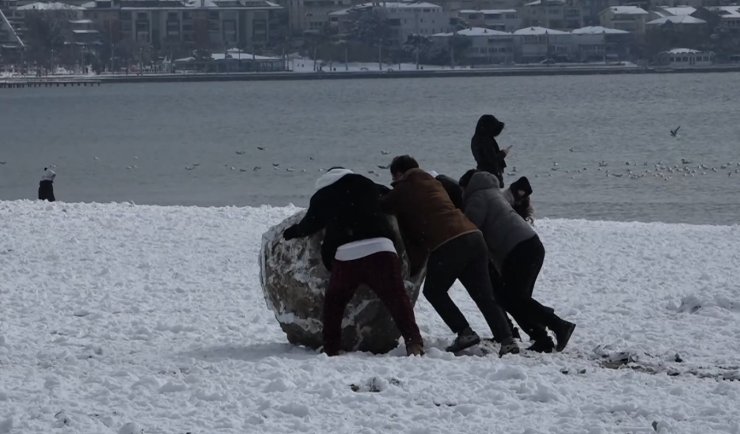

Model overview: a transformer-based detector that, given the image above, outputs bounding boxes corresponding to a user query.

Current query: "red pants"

[323,251,422,355]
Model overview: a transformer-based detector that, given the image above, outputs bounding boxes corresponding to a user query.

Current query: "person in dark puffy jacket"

[471,114,509,188]
[459,170,576,353]
[282,168,423,356]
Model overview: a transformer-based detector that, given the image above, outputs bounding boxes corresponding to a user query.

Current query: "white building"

[657,47,713,66]
[600,6,649,35]
[512,25,569,62]
[432,26,513,63]
[331,2,450,45]
[457,8,519,32]
[571,25,628,61]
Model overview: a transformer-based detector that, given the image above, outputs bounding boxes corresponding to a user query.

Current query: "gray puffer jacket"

[463,171,536,271]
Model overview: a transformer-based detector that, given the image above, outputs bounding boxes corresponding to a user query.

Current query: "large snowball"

[260,211,423,354]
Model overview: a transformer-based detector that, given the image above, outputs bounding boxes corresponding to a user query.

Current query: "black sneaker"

[527,337,555,353]
[446,328,480,353]
[552,319,576,352]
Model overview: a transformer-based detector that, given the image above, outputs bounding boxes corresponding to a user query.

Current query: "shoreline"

[3,64,740,85]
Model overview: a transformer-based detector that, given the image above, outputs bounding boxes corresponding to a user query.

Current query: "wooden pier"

[0,79,102,89]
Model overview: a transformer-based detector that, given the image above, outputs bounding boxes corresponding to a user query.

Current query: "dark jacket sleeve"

[284,192,328,239]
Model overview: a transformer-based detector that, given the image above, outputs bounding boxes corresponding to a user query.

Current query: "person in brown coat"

[380,155,519,356]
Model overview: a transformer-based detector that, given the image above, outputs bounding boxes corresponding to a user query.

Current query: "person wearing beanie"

[282,167,424,357]
[471,114,509,188]
[381,155,520,357]
[459,170,576,353]
[38,167,56,202]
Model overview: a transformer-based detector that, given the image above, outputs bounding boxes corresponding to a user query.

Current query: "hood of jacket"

[474,114,504,137]
[315,168,354,190]
[465,171,499,197]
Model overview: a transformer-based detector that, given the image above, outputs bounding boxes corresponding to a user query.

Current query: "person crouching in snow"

[38,167,56,202]
[282,167,424,356]
[459,170,576,353]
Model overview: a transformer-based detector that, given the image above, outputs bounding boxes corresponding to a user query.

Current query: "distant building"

[82,0,285,55]
[432,26,513,63]
[519,0,583,31]
[331,2,451,45]
[512,25,569,62]
[571,25,629,61]
[457,8,519,32]
[656,47,713,66]
[600,6,648,35]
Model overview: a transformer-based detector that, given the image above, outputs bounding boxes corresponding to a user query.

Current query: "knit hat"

[510,176,532,197]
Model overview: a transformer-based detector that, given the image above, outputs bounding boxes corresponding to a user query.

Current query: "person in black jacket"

[471,114,509,188]
[283,168,424,356]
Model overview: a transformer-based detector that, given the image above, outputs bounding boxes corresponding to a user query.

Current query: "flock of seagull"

[3,129,737,183]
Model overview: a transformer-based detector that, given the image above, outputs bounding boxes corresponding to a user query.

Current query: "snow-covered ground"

[1,200,738,434]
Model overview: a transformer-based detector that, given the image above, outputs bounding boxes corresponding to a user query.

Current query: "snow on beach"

[1,200,739,434]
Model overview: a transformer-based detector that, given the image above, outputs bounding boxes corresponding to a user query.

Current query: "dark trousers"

[323,251,422,355]
[38,180,55,202]
[423,231,512,342]
[492,235,558,342]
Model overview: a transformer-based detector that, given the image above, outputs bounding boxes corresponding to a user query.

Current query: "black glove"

[283,225,301,240]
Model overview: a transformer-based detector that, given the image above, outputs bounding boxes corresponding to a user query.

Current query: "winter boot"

[527,337,555,353]
[406,342,425,356]
[551,319,576,352]
[498,338,520,357]
[445,327,480,353]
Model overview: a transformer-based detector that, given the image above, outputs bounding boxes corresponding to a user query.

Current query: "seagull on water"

[670,126,680,137]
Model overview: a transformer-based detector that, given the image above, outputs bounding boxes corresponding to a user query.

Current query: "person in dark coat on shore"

[380,155,519,357]
[38,167,56,202]
[459,170,576,353]
[471,114,509,188]
[282,168,424,357]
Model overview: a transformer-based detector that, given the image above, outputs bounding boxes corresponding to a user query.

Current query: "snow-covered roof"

[357,1,441,9]
[662,6,696,16]
[523,0,564,6]
[513,26,567,35]
[665,48,701,53]
[18,2,85,10]
[647,15,705,25]
[328,7,350,16]
[211,49,280,60]
[709,6,740,19]
[460,9,516,14]
[607,6,648,15]
[572,26,628,34]
[438,27,510,36]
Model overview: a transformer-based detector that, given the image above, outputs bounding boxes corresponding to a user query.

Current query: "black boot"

[527,337,555,353]
[551,319,576,352]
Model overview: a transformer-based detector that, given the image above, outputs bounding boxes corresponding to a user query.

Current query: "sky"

[1,199,739,433]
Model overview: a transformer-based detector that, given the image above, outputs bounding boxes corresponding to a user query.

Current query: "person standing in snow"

[471,114,509,188]
[458,169,576,353]
[282,167,424,357]
[38,167,56,202]
[380,155,519,357]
